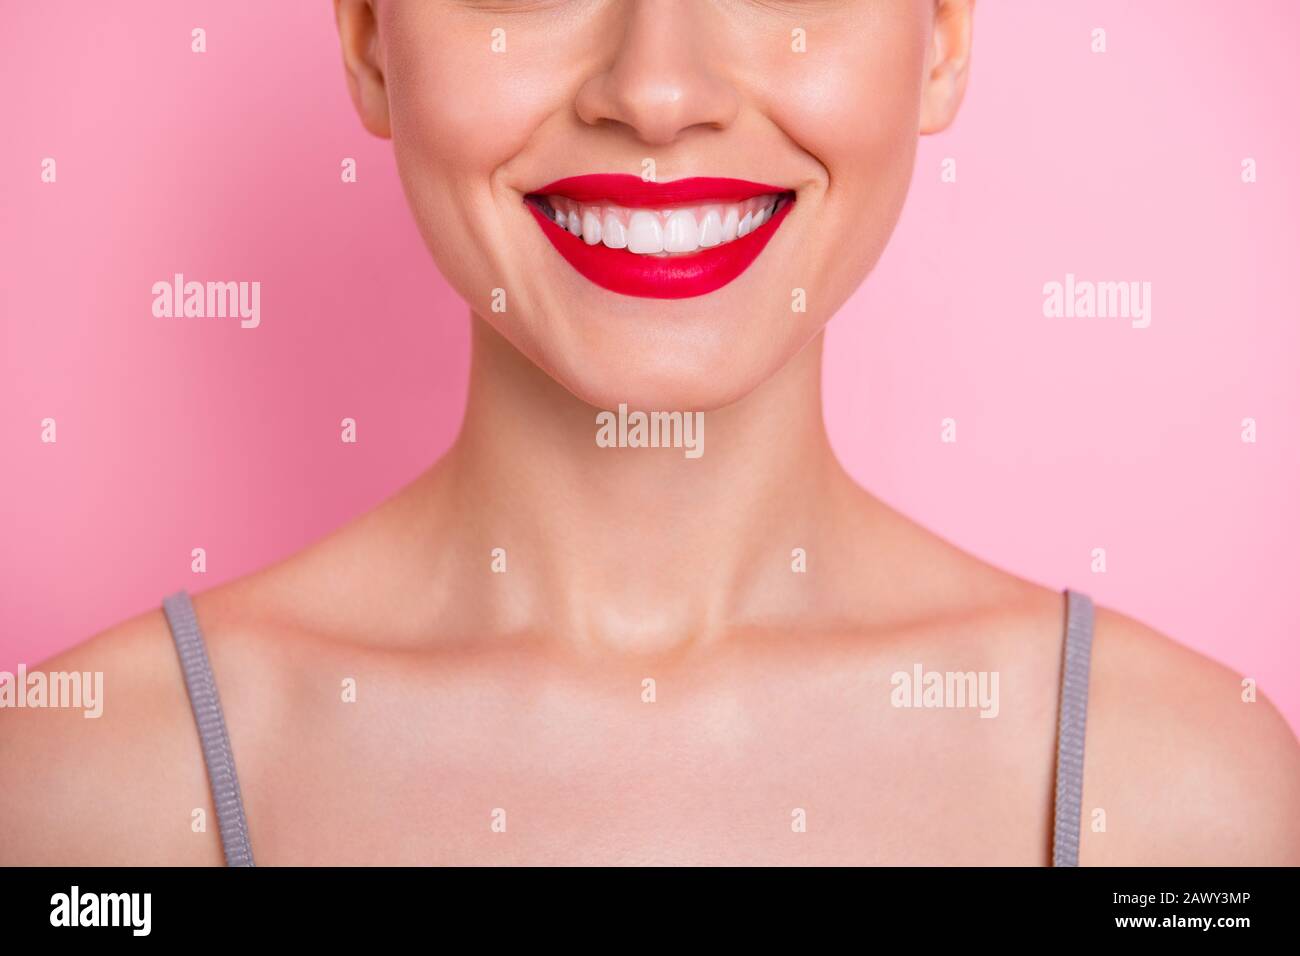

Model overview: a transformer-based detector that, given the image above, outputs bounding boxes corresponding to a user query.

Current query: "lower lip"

[525,200,794,300]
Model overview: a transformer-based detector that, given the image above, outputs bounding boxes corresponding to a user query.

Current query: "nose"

[574,0,740,147]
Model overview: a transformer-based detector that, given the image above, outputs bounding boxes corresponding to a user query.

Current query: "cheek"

[380,7,573,179]
[763,16,930,290]
[376,16,552,318]
[388,59,532,175]
[379,11,556,265]
[777,50,925,178]
[770,4,930,167]
[377,10,600,324]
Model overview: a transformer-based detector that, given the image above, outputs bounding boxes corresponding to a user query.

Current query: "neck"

[427,314,861,654]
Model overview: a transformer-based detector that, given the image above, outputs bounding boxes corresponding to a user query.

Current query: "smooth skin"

[2,0,1298,865]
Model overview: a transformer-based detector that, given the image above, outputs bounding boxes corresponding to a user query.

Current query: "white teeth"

[581,209,602,245]
[627,210,665,254]
[699,209,723,248]
[602,212,627,249]
[721,207,739,242]
[539,191,788,256]
[664,209,700,253]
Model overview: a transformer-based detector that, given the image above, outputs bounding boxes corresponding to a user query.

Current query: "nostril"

[573,45,741,146]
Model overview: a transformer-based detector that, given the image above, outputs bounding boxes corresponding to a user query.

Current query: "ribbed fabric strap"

[1051,589,1095,867]
[162,590,256,867]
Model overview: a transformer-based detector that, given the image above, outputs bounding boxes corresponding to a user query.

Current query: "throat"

[405,317,849,655]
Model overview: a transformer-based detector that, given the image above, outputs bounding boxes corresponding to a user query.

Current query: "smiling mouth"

[524,174,796,299]
[526,191,794,256]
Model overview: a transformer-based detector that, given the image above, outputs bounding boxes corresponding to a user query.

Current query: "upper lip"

[527,174,792,206]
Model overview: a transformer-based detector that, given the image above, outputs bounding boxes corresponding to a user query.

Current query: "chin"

[547,339,772,415]
[510,301,799,414]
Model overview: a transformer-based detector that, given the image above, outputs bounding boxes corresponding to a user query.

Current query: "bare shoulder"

[1081,604,1300,865]
[858,496,1300,865]
[0,476,436,866]
[0,604,224,865]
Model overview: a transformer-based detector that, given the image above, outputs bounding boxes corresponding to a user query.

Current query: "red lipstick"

[525,175,795,300]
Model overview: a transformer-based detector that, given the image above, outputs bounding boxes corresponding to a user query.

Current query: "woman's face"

[339,0,972,411]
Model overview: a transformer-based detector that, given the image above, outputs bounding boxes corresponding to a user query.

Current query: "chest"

[238,652,1055,865]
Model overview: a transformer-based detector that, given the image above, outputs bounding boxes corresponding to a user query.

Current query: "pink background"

[2,1,1297,731]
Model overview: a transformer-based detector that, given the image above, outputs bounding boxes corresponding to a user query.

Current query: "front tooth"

[627,210,664,254]
[664,209,700,253]
[581,209,602,245]
[566,209,582,236]
[602,211,628,249]
[737,211,754,237]
[698,209,723,248]
[721,207,740,242]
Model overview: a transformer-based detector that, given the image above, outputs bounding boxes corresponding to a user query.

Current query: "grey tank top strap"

[1051,589,1095,867]
[162,590,255,867]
